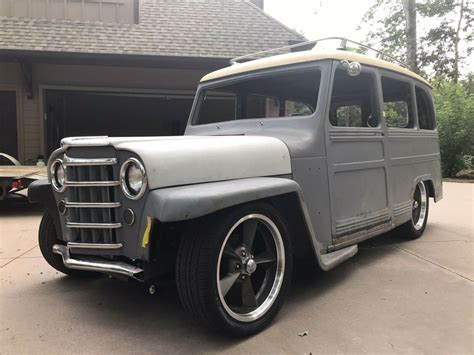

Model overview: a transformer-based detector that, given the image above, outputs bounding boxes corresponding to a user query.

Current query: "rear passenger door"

[326,65,391,245]
[381,73,439,225]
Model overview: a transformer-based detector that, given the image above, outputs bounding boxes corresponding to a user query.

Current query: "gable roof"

[0,0,305,59]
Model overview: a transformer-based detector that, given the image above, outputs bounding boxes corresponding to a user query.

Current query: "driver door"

[326,64,391,245]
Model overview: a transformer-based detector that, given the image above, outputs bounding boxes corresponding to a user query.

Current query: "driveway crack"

[392,245,473,282]
[0,244,39,269]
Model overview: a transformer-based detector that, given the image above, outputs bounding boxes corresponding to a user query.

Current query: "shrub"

[433,79,474,177]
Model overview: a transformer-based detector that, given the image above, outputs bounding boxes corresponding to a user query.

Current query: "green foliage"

[359,0,473,81]
[433,79,474,176]
[384,101,409,127]
[335,105,362,127]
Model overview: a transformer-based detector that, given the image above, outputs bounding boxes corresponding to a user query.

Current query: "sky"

[264,0,374,42]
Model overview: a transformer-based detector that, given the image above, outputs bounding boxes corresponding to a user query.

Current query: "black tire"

[39,210,95,277]
[396,181,430,240]
[176,202,293,337]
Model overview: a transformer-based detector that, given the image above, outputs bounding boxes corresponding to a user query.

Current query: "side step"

[319,245,358,271]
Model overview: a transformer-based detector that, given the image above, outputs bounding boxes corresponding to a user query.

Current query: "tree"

[433,79,474,177]
[359,0,473,81]
[402,0,417,72]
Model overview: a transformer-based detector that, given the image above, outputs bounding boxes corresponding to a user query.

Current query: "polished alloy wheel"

[216,214,285,322]
[412,181,428,230]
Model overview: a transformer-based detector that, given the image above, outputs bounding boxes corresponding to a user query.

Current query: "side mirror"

[340,60,362,77]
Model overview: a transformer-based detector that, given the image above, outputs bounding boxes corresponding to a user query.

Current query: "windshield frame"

[189,62,324,127]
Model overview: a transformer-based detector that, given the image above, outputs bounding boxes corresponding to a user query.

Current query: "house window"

[381,76,414,128]
[194,69,320,125]
[416,87,435,130]
[330,69,379,128]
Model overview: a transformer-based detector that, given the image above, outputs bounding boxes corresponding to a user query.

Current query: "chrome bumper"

[53,244,144,280]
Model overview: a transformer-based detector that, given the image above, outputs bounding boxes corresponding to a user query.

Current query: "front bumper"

[53,244,144,280]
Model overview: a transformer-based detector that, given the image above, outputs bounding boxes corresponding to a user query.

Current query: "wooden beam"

[18,59,33,99]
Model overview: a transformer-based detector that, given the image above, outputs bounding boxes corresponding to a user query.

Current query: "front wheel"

[176,203,293,337]
[396,181,430,239]
[39,210,96,277]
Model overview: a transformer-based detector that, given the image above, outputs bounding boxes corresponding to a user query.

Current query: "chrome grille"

[62,155,122,248]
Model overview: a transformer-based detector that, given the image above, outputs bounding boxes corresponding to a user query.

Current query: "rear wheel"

[396,181,429,239]
[39,210,95,277]
[176,203,293,337]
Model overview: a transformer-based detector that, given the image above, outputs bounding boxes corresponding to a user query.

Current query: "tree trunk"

[402,0,417,72]
[453,0,465,83]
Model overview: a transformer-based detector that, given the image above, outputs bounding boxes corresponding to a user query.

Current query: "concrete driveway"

[0,182,472,353]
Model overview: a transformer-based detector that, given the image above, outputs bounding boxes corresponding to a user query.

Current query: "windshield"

[193,68,321,125]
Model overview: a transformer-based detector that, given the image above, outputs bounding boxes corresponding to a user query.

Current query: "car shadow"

[0,194,44,216]
[29,231,404,350]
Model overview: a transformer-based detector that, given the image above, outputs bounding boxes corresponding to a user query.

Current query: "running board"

[52,244,144,280]
[320,245,358,270]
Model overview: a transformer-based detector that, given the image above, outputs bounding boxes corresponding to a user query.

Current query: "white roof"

[201,50,430,86]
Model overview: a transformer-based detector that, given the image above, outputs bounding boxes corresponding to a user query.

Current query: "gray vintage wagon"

[30,38,442,336]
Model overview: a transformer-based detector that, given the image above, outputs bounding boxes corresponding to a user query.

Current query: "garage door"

[0,91,18,160]
[45,90,195,155]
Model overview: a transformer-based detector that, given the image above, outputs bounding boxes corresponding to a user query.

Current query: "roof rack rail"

[230,36,408,68]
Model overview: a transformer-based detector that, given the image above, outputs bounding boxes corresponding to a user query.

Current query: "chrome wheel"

[412,181,428,230]
[216,214,285,323]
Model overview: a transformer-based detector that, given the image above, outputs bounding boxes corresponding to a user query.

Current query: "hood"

[58,136,292,189]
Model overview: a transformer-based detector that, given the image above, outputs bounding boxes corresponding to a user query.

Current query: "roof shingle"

[0,0,305,59]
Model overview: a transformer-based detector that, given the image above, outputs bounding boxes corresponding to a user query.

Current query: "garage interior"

[44,89,195,156]
[0,91,18,160]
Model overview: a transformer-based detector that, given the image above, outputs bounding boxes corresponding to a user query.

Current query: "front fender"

[137,177,357,271]
[146,177,299,223]
[134,177,299,260]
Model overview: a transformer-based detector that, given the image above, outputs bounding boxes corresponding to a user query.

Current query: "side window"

[330,69,379,128]
[381,77,414,128]
[335,105,362,127]
[416,87,435,130]
[285,99,314,117]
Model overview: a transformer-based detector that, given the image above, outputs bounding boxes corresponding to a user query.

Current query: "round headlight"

[126,163,143,194]
[51,159,66,192]
[120,158,147,200]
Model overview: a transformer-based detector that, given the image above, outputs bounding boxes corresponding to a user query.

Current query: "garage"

[44,89,195,155]
[0,91,18,159]
[0,0,304,163]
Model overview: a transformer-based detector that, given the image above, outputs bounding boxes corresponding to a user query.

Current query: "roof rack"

[230,36,408,68]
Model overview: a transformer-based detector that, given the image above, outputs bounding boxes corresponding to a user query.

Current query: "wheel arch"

[412,175,438,200]
[140,177,346,271]
[424,179,435,199]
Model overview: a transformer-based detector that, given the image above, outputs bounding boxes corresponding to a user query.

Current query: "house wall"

[0,61,209,163]
[0,0,137,24]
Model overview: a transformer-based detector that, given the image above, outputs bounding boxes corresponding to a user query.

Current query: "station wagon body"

[30,42,443,336]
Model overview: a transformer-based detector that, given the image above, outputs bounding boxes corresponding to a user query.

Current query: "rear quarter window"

[415,87,435,130]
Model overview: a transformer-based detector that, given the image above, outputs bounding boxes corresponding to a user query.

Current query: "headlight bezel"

[50,159,66,192]
[120,158,147,200]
